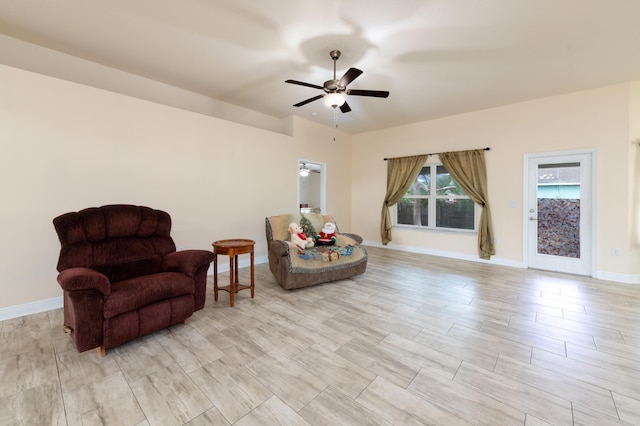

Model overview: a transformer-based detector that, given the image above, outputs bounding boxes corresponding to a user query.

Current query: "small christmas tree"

[300,215,317,240]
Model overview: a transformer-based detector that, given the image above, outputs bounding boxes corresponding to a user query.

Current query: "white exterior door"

[525,151,594,276]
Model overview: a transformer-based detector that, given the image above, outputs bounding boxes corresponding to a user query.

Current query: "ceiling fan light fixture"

[324,92,346,108]
[286,49,389,113]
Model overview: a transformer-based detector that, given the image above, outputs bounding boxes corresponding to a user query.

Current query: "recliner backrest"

[53,204,176,282]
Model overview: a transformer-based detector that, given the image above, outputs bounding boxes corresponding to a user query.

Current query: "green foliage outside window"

[397,164,475,230]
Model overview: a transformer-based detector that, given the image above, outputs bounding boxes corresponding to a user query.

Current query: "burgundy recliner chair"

[53,204,213,356]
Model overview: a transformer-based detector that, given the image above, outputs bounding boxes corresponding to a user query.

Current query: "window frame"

[394,162,477,233]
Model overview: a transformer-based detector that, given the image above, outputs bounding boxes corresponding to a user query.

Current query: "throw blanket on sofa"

[289,236,367,274]
[299,245,353,260]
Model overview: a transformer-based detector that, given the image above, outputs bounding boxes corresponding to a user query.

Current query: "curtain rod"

[384,147,490,161]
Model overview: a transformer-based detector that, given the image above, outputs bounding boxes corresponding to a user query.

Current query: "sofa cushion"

[94,256,163,283]
[104,272,194,319]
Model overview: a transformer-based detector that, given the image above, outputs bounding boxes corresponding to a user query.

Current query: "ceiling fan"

[299,162,319,177]
[285,50,390,113]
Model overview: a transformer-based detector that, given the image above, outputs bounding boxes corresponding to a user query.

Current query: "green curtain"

[439,149,495,260]
[381,154,429,245]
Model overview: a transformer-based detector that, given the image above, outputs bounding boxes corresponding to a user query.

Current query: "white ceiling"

[2,0,640,134]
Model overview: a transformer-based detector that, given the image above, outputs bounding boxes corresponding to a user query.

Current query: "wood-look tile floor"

[2,246,640,425]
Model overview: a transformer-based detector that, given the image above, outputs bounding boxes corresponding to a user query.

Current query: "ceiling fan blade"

[293,94,324,107]
[285,79,323,90]
[347,89,390,98]
[338,68,363,87]
[339,102,352,113]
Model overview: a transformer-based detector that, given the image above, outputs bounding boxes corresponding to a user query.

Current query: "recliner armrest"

[339,233,363,244]
[163,250,214,277]
[57,267,111,295]
[269,240,291,256]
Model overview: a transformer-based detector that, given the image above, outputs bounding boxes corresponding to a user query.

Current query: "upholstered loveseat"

[265,213,367,289]
[53,204,213,355]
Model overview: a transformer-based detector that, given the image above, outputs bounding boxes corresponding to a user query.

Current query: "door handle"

[529,217,538,221]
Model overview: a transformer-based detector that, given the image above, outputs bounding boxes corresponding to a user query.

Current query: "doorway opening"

[298,160,326,214]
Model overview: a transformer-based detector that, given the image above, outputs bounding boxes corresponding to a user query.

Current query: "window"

[396,164,475,230]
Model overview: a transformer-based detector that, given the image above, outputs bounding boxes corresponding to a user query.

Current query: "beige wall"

[630,82,640,259]
[0,34,287,134]
[2,63,639,312]
[0,64,352,310]
[352,83,640,279]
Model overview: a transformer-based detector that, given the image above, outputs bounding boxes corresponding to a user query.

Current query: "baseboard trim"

[364,240,640,284]
[596,271,640,284]
[207,255,268,275]
[0,296,63,322]
[363,240,526,269]
[0,256,271,322]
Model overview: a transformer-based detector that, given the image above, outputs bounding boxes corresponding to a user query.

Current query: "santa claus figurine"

[315,222,337,246]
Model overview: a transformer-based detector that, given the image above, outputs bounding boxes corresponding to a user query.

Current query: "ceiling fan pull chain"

[333,107,338,141]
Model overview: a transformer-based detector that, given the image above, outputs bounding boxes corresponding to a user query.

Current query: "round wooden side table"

[212,239,255,307]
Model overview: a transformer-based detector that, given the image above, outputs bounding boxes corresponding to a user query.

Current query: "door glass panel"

[536,163,581,257]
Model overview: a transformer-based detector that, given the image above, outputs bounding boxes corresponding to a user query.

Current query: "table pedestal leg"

[250,251,255,298]
[213,254,218,301]
[229,255,235,307]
